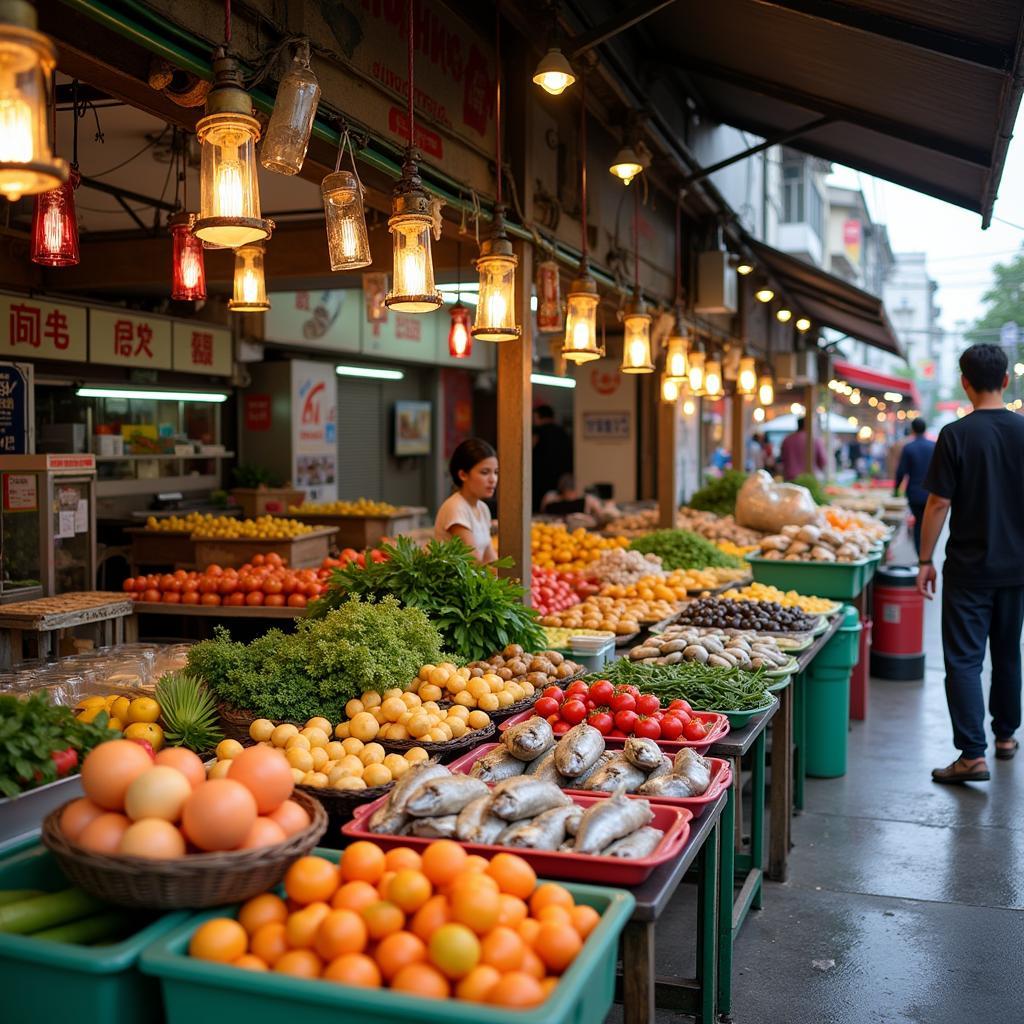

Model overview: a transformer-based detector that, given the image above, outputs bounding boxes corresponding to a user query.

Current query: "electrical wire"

[406,0,414,151]
[86,129,167,179]
[494,2,502,207]
[579,70,587,264]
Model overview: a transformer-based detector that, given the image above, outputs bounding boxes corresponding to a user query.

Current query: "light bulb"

[630,338,646,365]
[776,308,792,323]
[737,356,757,395]
[736,262,753,276]
[180,249,201,289]
[572,319,591,348]
[682,399,695,416]
[486,291,507,328]
[688,350,705,394]
[661,376,680,403]
[758,376,774,406]
[41,202,61,253]
[214,158,244,217]
[753,406,765,422]
[610,146,643,185]
[450,321,469,356]
[338,217,360,259]
[241,268,259,304]
[755,288,774,303]
[0,86,32,164]
[704,361,722,397]
[399,244,427,296]
[532,49,576,95]
[795,317,811,332]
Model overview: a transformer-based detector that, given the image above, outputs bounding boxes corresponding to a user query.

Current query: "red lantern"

[31,167,80,266]
[170,213,207,301]
[448,302,472,358]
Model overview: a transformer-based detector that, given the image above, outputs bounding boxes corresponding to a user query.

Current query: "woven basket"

[41,790,327,909]
[379,722,496,762]
[217,702,303,744]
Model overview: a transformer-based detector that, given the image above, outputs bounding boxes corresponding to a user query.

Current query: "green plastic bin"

[0,843,189,1024]
[746,554,874,600]
[141,854,635,1024]
[805,664,853,778]
[813,605,862,670]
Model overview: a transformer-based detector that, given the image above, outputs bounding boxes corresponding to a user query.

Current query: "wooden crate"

[284,509,422,549]
[192,526,337,569]
[230,488,305,517]
[127,528,197,569]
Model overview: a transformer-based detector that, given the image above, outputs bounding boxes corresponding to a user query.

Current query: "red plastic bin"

[341,791,692,885]
[497,710,730,756]
[446,741,733,817]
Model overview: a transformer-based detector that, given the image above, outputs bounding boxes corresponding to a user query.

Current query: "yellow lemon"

[124,721,165,751]
[126,697,160,724]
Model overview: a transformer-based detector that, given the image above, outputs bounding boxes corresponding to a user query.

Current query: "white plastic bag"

[735,470,818,533]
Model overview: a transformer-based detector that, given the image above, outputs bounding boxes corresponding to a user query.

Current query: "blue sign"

[0,362,30,454]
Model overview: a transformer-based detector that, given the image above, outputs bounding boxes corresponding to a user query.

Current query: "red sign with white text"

[244,394,272,432]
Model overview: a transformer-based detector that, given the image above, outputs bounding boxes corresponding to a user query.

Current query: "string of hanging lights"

[620,186,654,373]
[31,74,78,266]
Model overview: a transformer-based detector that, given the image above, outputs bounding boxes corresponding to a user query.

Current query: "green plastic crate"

[746,554,874,600]
[0,844,189,1024]
[813,605,863,670]
[141,850,635,1024]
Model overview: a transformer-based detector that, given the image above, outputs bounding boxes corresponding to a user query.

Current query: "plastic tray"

[498,709,730,754]
[447,742,732,817]
[0,843,188,1024]
[343,792,692,885]
[0,774,83,851]
[746,554,875,600]
[141,857,634,1024]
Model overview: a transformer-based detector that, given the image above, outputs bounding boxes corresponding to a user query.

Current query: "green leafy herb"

[792,473,828,505]
[630,529,744,571]
[687,470,748,517]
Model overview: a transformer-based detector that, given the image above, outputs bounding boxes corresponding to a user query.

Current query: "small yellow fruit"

[344,699,364,719]
[447,717,468,739]
[386,723,409,741]
[454,691,475,707]
[310,747,329,771]
[334,721,351,739]
[362,763,392,787]
[360,742,386,765]
[286,747,314,773]
[303,772,329,789]
[300,727,330,749]
[380,698,406,723]
[349,712,379,742]
[400,692,422,709]
[467,710,490,730]
[124,721,164,751]
[359,692,382,709]
[290,767,306,783]
[383,753,410,777]
[271,724,299,747]
[249,718,275,742]
[325,741,346,760]
[333,777,366,791]
[107,717,124,732]
[207,759,232,779]
[286,734,312,752]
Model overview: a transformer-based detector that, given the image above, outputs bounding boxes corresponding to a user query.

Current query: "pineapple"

[155,672,223,752]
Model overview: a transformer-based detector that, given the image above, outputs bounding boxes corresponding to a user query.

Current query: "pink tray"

[497,709,730,755]
[341,790,692,885]
[447,742,733,816]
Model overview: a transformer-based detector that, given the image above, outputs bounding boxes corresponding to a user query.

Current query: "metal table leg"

[750,728,766,910]
[768,681,794,881]
[717,784,736,1019]
[621,921,655,1024]
[697,815,720,1023]
[793,671,807,811]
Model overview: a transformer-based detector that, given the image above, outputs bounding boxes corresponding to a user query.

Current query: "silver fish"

[583,753,648,793]
[405,775,489,817]
[456,795,508,845]
[489,776,571,820]
[526,750,571,787]
[470,746,528,783]
[404,815,459,838]
[645,756,675,781]
[564,805,584,836]
[572,751,613,787]
[573,790,654,854]
[558,838,576,852]
[368,761,449,833]
[623,736,663,771]
[673,748,711,775]
[637,773,695,798]
[495,817,535,844]
[673,749,712,794]
[502,717,556,761]
[601,826,664,858]
[503,804,581,850]
[554,724,605,778]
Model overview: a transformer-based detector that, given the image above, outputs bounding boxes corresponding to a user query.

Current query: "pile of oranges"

[189,841,599,1006]
[531,523,630,573]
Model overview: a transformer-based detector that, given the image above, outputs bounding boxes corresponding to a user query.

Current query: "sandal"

[932,758,990,784]
[995,739,1019,761]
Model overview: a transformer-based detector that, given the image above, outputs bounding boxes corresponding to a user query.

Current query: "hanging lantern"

[704,357,723,398]
[385,155,442,312]
[229,242,270,312]
[473,206,520,341]
[322,169,370,271]
[609,145,643,185]
[0,1,66,201]
[562,267,601,363]
[194,49,273,248]
[665,328,687,382]
[169,212,206,300]
[536,259,562,333]
[737,355,757,396]
[260,40,320,175]
[532,48,575,95]
[620,293,654,373]
[448,302,471,358]
[755,287,774,303]
[687,340,706,396]
[682,398,696,416]
[758,372,775,406]
[776,307,792,323]
[30,166,79,266]
[661,374,680,403]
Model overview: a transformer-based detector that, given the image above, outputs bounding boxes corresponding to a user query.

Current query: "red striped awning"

[832,360,921,407]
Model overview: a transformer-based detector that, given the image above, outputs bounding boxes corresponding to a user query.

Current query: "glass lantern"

[228,242,270,311]
[687,346,706,395]
[661,374,680,403]
[682,397,696,416]
[737,355,757,396]
[260,42,320,175]
[562,269,601,363]
[758,373,775,406]
[0,1,67,201]
[386,210,441,312]
[704,358,723,398]
[473,207,520,341]
[620,296,654,373]
[322,170,370,271]
[170,213,206,300]
[448,302,471,358]
[31,167,79,266]
[665,331,687,381]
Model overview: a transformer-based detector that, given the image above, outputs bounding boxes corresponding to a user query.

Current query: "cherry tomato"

[180,590,201,605]
[588,680,614,705]
[635,694,661,716]
[565,681,589,698]
[225,592,246,606]
[587,711,613,735]
[246,590,265,606]
[683,718,710,741]
[614,709,639,734]
[668,699,692,714]
[560,699,588,725]
[535,696,560,718]
[659,716,684,740]
[542,686,564,703]
[610,692,636,714]
[546,713,561,726]
[286,593,307,608]
[552,720,570,735]
[161,591,181,603]
[200,592,221,606]
[635,717,662,740]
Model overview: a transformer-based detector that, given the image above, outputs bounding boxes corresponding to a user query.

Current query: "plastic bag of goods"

[735,470,818,533]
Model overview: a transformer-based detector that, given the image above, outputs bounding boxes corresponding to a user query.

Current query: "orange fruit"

[323,952,381,987]
[450,881,500,935]
[390,962,450,999]
[529,883,573,918]
[273,949,322,978]
[480,926,525,972]
[340,840,386,884]
[250,922,289,966]
[519,947,546,980]
[427,922,480,979]
[487,970,545,1007]
[285,902,331,949]
[284,856,339,905]
[314,908,367,960]
[497,894,528,929]
[540,976,559,1000]
[452,871,499,895]
[386,869,433,914]
[534,921,582,974]
[188,918,248,963]
[375,929,426,981]
[332,880,380,913]
[362,901,405,941]
[537,905,572,927]
[517,917,541,947]
[455,963,501,1002]
[238,893,288,936]
[463,855,489,874]
[570,904,600,940]
[410,894,450,943]
[384,847,422,872]
[232,954,268,971]
[486,853,536,900]
[420,840,467,888]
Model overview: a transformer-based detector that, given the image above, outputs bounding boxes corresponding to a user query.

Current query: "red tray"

[342,790,692,885]
[446,742,732,817]
[497,709,730,755]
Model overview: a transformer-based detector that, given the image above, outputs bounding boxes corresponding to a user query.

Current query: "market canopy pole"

[657,397,678,528]
[805,383,816,474]
[731,392,745,473]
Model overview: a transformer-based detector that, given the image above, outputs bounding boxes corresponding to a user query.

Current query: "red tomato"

[616,684,641,700]
[252,554,265,567]
[181,590,201,605]
[560,699,587,725]
[225,592,246,606]
[133,576,148,592]
[142,588,161,603]
[265,552,283,567]
[668,699,692,714]
[546,713,561,726]
[264,594,286,607]
[162,591,181,603]
[614,709,639,734]
[218,577,238,596]
[263,577,283,595]
[552,720,570,735]
[588,680,614,705]
[565,681,588,698]
[286,593,307,608]
[635,694,661,717]
[205,563,224,577]
[683,718,710,741]
[159,574,176,591]
[198,577,219,595]
[608,729,627,739]
[303,583,322,598]
[659,716,684,740]
[201,592,222,606]
[280,575,298,595]
[246,591,265,606]
[239,575,261,594]
[542,686,564,703]
[610,692,636,714]
[534,696,560,718]
[173,569,188,581]
[122,578,136,592]
[635,717,662,740]
[587,711,613,735]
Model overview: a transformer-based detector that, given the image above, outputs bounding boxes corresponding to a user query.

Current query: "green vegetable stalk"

[687,470,748,517]
[792,473,828,505]
[630,529,744,571]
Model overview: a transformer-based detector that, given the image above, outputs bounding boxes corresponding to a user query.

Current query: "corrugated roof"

[639,0,1024,225]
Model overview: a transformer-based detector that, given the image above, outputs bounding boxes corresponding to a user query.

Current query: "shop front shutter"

[336,378,382,499]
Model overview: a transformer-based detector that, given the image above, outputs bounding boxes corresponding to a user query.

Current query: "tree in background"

[966,248,1024,401]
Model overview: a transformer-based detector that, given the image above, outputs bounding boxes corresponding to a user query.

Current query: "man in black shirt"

[894,418,936,553]
[919,344,1024,783]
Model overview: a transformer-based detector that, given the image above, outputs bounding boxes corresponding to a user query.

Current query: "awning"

[749,240,903,358]
[639,0,1024,225]
[832,359,921,407]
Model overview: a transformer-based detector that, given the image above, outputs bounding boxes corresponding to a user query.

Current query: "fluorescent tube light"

[531,373,576,389]
[335,365,405,380]
[76,387,228,403]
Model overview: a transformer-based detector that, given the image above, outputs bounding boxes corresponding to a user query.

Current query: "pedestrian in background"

[531,405,573,513]
[918,344,1024,783]
[780,417,826,480]
[894,418,936,554]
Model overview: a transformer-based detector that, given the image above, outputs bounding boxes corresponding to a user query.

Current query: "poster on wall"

[0,361,33,454]
[394,401,432,457]
[290,360,338,502]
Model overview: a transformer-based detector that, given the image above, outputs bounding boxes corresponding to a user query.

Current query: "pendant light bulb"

[737,355,757,396]
[31,167,79,266]
[736,261,753,276]
[448,302,472,358]
[620,292,654,373]
[755,287,774,303]
[532,47,575,95]
[609,144,643,185]
[385,153,442,312]
[260,40,320,175]
[682,398,696,417]
[661,374,680,403]
[170,212,207,300]
[687,343,706,396]
[228,242,270,311]
[322,169,370,271]
[665,328,688,382]
[562,268,601,363]
[758,372,775,407]
[776,307,792,323]
[473,207,520,341]
[795,316,811,332]
[704,358,723,398]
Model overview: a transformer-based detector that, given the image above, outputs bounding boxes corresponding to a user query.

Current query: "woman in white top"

[434,438,498,563]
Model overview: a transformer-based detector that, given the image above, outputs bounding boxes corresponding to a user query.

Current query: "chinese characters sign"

[90,309,172,369]
[0,295,87,362]
[582,412,631,441]
[171,323,232,376]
